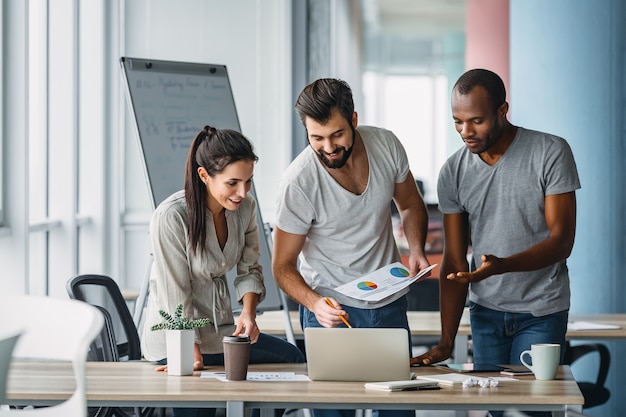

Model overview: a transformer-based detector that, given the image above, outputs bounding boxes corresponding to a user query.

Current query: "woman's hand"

[234,310,260,343]
[155,343,205,372]
[154,360,204,373]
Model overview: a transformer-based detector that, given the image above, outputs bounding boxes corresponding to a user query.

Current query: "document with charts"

[335,263,437,302]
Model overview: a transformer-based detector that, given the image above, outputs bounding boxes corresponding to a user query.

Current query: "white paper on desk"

[567,321,621,331]
[335,263,437,302]
[201,372,310,382]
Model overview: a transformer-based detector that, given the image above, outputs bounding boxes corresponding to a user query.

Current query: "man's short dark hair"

[295,78,354,126]
[453,69,506,112]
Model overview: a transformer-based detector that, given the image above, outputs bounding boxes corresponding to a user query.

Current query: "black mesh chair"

[563,341,611,409]
[67,274,141,361]
[67,274,161,417]
[88,306,119,362]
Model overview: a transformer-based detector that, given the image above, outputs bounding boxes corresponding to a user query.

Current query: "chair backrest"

[87,306,120,362]
[0,330,22,405]
[563,341,611,409]
[0,295,103,416]
[67,274,142,360]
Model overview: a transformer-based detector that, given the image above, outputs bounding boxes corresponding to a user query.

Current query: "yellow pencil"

[324,297,352,328]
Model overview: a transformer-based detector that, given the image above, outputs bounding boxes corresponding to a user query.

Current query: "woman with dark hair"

[141,126,304,417]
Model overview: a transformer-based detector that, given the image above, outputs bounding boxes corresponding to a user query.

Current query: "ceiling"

[362,0,466,37]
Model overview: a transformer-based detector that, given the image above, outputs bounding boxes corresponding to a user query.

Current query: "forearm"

[273,262,321,310]
[500,235,574,273]
[438,245,470,345]
[438,278,469,349]
[499,191,576,274]
[240,292,259,317]
[398,201,428,259]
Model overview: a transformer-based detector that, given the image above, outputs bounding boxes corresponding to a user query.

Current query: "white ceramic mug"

[519,343,561,380]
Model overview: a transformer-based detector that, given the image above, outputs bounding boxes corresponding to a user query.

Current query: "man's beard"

[315,128,355,169]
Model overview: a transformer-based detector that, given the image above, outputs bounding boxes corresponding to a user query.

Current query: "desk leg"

[260,408,275,417]
[454,334,469,363]
[226,401,245,417]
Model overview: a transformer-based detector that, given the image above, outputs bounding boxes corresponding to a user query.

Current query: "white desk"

[6,361,583,417]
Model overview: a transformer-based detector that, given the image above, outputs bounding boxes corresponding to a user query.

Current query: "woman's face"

[203,159,254,213]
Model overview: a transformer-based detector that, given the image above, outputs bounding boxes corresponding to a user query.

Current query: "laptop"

[304,327,411,382]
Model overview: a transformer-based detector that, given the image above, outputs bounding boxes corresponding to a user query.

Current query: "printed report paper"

[335,263,437,302]
[201,371,310,382]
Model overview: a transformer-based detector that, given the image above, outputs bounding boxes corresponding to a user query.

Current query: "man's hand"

[408,253,431,279]
[410,344,453,366]
[313,296,350,328]
[446,254,503,284]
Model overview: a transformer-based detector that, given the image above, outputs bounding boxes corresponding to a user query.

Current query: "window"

[362,72,449,203]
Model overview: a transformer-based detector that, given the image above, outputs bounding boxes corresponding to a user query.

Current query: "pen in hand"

[323,297,352,328]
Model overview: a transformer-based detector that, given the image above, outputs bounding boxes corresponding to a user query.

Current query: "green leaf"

[150,303,212,331]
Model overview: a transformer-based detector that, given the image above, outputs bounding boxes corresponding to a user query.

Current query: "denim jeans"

[171,333,305,417]
[469,302,569,417]
[301,296,414,417]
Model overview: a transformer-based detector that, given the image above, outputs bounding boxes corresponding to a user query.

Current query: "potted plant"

[151,303,211,376]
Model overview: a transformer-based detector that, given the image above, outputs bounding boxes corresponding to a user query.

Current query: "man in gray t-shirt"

[273,78,430,417]
[412,69,580,384]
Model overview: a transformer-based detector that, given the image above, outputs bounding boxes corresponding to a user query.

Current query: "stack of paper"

[336,263,437,302]
[364,380,440,392]
[414,373,473,386]
[567,321,621,331]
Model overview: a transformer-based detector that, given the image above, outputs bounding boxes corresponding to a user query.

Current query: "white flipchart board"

[120,57,287,317]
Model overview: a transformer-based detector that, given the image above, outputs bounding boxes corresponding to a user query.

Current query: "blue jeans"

[301,296,414,417]
[469,302,568,417]
[171,333,305,417]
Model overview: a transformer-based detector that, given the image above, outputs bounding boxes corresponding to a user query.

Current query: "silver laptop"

[304,327,411,382]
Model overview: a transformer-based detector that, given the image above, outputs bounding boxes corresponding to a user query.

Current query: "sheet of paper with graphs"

[335,262,437,302]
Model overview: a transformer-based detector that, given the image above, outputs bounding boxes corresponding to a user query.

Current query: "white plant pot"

[165,329,195,376]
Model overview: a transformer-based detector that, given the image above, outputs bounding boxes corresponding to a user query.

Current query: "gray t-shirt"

[275,126,410,309]
[437,127,581,316]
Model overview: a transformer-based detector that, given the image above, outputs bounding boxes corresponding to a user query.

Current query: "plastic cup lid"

[223,335,250,343]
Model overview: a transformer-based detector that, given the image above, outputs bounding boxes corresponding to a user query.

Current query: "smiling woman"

[141,125,304,416]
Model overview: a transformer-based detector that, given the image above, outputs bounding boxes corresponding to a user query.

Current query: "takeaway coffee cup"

[223,335,251,381]
[520,343,561,380]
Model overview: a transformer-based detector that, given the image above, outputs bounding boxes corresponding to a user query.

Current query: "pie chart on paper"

[356,281,378,291]
[389,266,410,278]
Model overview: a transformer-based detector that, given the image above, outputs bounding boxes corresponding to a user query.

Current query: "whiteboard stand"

[262,221,296,346]
[133,254,153,328]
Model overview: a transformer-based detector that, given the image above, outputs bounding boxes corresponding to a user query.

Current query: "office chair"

[88,306,119,361]
[0,330,22,406]
[0,295,103,417]
[67,274,141,361]
[67,274,161,417]
[563,341,611,409]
